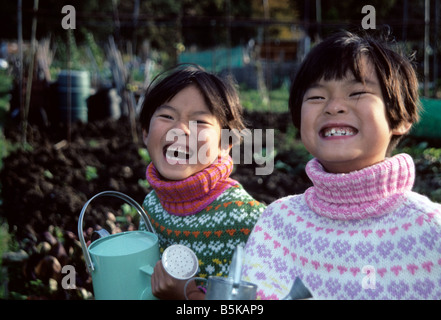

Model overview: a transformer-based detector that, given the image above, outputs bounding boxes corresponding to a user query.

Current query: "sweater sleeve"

[242,197,299,300]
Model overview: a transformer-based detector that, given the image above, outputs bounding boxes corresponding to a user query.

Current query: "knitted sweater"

[140,184,265,278]
[242,154,441,300]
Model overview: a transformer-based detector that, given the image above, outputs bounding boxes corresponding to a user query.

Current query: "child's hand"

[151,260,185,299]
[151,260,205,300]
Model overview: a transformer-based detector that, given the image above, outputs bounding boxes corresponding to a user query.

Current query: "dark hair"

[289,30,421,152]
[140,64,246,134]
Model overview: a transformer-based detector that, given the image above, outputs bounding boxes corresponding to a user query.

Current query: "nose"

[170,120,192,136]
[323,97,348,115]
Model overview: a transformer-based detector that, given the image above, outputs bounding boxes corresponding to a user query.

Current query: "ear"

[392,121,412,136]
[142,129,149,147]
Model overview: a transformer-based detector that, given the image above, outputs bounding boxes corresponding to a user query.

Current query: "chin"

[160,170,192,181]
[162,163,203,180]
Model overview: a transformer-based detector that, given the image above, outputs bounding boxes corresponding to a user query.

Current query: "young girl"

[242,31,441,300]
[138,64,265,299]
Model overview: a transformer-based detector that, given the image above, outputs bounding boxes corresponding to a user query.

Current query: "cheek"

[145,120,161,143]
[300,109,314,138]
[197,128,221,154]
[366,110,392,137]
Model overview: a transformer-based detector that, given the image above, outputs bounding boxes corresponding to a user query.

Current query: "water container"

[78,191,159,300]
[57,70,91,123]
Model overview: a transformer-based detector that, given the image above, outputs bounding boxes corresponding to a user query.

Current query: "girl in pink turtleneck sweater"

[242,31,441,300]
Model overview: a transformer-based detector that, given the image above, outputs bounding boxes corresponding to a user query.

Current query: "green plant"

[116,203,141,229]
[121,203,137,218]
[88,139,100,148]
[138,148,151,164]
[85,165,99,181]
[84,32,106,71]
[138,178,150,190]
[0,220,10,299]
[0,70,12,118]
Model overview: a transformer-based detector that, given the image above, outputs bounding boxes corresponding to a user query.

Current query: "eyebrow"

[308,76,379,89]
[347,77,379,87]
[156,104,176,113]
[156,104,213,117]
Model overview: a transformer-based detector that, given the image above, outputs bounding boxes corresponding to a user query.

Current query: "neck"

[318,157,388,174]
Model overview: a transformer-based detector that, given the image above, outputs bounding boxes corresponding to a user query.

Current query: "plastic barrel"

[411,98,441,139]
[57,70,90,123]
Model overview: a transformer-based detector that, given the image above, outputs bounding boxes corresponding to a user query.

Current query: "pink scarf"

[146,155,238,216]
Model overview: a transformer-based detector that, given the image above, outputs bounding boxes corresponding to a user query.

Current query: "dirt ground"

[0,111,312,299]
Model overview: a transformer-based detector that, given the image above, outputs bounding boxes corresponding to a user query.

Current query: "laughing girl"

[139,64,265,299]
[242,31,441,300]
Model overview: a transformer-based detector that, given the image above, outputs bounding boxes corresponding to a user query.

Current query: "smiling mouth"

[321,126,358,137]
[164,145,193,162]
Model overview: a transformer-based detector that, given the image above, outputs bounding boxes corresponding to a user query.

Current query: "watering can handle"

[78,190,156,273]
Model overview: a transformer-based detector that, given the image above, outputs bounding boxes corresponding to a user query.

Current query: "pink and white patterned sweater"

[242,154,441,299]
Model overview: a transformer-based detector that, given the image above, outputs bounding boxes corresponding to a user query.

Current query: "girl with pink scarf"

[242,31,441,300]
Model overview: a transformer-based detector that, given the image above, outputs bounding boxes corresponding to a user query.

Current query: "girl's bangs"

[312,46,369,84]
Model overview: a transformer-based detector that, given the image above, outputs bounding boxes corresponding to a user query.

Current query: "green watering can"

[78,191,159,300]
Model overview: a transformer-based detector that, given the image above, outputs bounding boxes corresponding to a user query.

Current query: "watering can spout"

[282,277,313,300]
[226,245,312,300]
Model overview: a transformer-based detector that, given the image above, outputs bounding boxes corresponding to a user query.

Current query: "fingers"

[151,260,185,299]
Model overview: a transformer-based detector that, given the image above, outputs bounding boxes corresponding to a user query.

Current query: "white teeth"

[165,146,190,160]
[323,127,356,137]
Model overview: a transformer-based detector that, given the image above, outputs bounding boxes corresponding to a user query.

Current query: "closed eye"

[189,117,215,126]
[350,91,368,97]
[158,114,173,120]
[305,96,325,101]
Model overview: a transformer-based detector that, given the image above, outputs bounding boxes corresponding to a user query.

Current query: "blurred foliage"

[0,70,12,110]
[0,71,15,171]
[85,165,99,182]
[395,141,441,202]
[240,85,290,113]
[0,219,11,299]
[138,148,151,164]
[2,0,432,64]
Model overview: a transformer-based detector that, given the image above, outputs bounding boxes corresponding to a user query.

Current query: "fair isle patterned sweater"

[140,184,265,278]
[242,154,441,300]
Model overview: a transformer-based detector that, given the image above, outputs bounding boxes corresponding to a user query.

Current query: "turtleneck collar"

[146,155,238,216]
[304,153,415,220]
